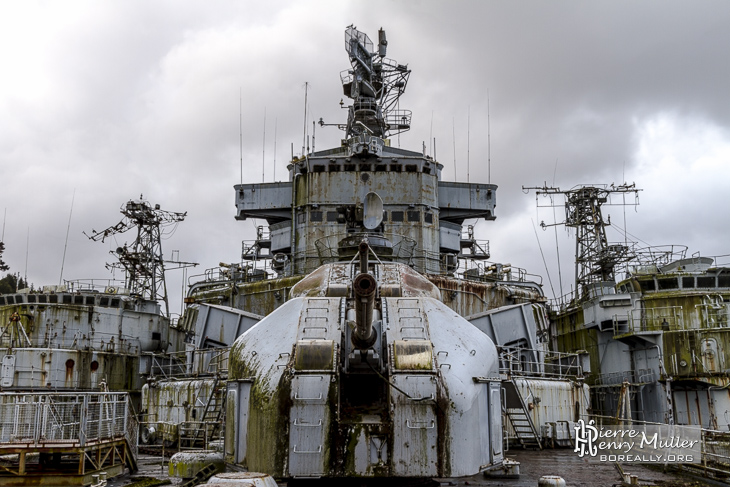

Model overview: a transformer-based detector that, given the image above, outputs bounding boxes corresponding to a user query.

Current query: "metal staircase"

[502,380,542,450]
[180,376,225,448]
[180,463,219,487]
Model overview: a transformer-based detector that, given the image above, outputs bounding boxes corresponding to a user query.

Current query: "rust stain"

[399,265,440,299]
[290,265,330,297]
[65,358,75,386]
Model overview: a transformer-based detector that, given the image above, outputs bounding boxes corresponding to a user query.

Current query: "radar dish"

[363,192,384,230]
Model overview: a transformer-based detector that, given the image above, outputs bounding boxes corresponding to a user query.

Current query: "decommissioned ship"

[526,183,730,478]
[157,25,587,481]
[0,198,193,483]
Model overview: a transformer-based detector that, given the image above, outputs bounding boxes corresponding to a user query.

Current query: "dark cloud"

[1,1,729,304]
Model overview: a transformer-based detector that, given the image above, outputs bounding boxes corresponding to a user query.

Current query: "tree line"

[0,241,29,294]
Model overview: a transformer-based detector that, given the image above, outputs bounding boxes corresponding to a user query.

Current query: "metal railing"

[594,368,657,386]
[459,260,543,285]
[621,305,685,334]
[0,392,137,452]
[144,347,229,379]
[62,279,129,294]
[499,348,584,379]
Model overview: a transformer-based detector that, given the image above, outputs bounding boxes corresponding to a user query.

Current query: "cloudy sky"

[1,1,729,311]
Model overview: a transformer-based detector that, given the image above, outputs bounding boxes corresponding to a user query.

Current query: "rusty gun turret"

[352,240,377,349]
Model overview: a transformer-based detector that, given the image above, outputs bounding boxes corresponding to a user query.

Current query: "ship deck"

[106,450,713,487]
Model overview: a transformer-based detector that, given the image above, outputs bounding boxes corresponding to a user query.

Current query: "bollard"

[538,475,566,487]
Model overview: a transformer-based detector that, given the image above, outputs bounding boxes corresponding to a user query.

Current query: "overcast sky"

[1,1,729,311]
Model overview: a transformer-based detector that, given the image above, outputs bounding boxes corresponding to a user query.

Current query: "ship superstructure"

[0,197,190,395]
[168,26,589,480]
[527,184,730,430]
[0,197,194,483]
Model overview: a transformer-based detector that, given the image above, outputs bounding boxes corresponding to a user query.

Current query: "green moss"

[344,424,362,475]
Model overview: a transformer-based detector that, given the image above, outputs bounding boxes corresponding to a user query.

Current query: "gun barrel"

[359,238,369,273]
[352,272,377,348]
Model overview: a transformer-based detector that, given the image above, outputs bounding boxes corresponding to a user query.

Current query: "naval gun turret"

[226,246,503,479]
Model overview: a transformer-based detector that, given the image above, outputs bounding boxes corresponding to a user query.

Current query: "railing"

[62,279,128,294]
[0,392,137,452]
[594,368,657,386]
[314,232,418,264]
[0,324,143,353]
[499,348,584,379]
[711,253,730,267]
[459,260,543,285]
[621,305,685,334]
[188,265,270,286]
[615,245,688,276]
[178,420,221,450]
[144,347,229,379]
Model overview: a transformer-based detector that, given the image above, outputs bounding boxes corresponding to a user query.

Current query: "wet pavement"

[458,448,704,487]
[106,451,712,487]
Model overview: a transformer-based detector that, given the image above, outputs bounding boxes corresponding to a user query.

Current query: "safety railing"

[0,392,137,451]
[144,347,229,379]
[594,368,657,386]
[622,306,685,334]
[499,348,584,380]
[459,260,543,285]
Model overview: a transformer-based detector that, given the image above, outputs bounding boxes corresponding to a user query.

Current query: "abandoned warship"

[0,198,193,483]
[152,25,587,481]
[526,183,730,479]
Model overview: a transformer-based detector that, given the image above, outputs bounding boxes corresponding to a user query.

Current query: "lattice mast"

[338,25,412,138]
[86,197,188,316]
[524,184,640,300]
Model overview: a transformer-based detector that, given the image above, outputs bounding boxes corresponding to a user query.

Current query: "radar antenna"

[85,197,195,317]
[523,183,641,301]
[335,26,411,139]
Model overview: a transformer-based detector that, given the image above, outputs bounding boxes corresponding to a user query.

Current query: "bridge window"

[639,280,656,292]
[697,276,716,288]
[657,278,678,290]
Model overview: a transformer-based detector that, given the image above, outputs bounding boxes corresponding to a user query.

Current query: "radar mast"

[86,197,194,316]
[524,183,641,300]
[329,26,412,141]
